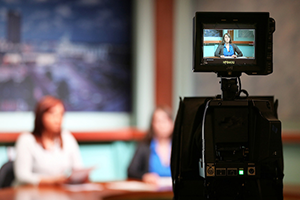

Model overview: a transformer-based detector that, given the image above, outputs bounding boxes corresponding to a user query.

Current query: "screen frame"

[193,12,272,76]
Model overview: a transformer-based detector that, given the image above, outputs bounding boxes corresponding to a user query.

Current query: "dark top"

[127,142,151,179]
[214,43,243,57]
[127,140,172,180]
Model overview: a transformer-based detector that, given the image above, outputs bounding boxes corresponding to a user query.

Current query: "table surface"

[0,182,300,200]
[0,181,173,200]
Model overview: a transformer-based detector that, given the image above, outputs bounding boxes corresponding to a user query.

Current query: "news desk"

[0,180,173,200]
[1,182,300,200]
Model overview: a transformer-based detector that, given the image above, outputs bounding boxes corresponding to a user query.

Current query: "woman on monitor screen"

[214,33,243,58]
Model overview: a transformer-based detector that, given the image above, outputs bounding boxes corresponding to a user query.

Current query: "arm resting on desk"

[127,143,150,179]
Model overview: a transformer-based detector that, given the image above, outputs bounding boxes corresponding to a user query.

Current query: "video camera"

[171,12,283,200]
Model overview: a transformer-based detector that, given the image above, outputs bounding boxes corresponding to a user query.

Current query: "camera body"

[171,96,283,200]
[171,12,283,200]
[200,97,283,199]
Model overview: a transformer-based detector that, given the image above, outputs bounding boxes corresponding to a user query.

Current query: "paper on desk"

[158,177,172,189]
[63,183,103,192]
[223,56,248,59]
[106,181,158,191]
[236,56,251,59]
[106,178,173,192]
[66,167,95,184]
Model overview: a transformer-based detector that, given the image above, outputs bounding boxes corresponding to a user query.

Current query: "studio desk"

[0,180,173,200]
[1,182,300,200]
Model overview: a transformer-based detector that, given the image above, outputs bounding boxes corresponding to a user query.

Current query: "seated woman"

[14,96,83,186]
[127,106,173,185]
[214,33,243,58]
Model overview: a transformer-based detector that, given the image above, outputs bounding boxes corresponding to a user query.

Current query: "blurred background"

[0,0,300,186]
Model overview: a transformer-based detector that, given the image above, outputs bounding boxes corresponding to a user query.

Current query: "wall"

[132,0,155,130]
[173,0,195,112]
[80,142,136,182]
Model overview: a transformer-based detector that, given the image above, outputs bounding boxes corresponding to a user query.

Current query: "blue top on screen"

[223,44,234,56]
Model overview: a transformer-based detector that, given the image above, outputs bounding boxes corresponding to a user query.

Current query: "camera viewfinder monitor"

[193,12,275,77]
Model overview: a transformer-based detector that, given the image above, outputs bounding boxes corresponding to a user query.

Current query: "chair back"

[0,161,15,188]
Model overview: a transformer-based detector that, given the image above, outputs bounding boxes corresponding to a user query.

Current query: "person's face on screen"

[42,103,64,134]
[152,109,173,140]
[224,34,230,43]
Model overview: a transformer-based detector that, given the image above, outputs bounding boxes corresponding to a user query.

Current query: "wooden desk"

[0,183,299,200]
[284,185,300,200]
[0,181,173,200]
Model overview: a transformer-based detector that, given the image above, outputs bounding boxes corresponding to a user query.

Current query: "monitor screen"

[203,26,255,65]
[193,12,274,76]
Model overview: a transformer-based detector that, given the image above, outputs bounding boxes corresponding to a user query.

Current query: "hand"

[220,55,225,58]
[231,55,237,58]
[142,173,160,185]
[39,175,68,186]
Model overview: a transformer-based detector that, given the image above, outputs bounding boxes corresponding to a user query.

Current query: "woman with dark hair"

[14,96,83,185]
[214,33,243,58]
[127,106,173,185]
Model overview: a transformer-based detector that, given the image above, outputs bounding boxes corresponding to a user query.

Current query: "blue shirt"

[148,140,171,177]
[223,44,234,56]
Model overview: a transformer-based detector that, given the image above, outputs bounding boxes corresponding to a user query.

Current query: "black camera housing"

[171,96,283,200]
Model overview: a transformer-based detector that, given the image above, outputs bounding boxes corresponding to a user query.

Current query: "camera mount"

[219,76,249,101]
[221,78,238,100]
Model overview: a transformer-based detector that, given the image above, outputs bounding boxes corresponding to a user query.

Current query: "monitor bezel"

[193,12,272,76]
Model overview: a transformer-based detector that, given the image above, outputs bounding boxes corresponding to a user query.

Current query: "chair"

[0,161,15,188]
